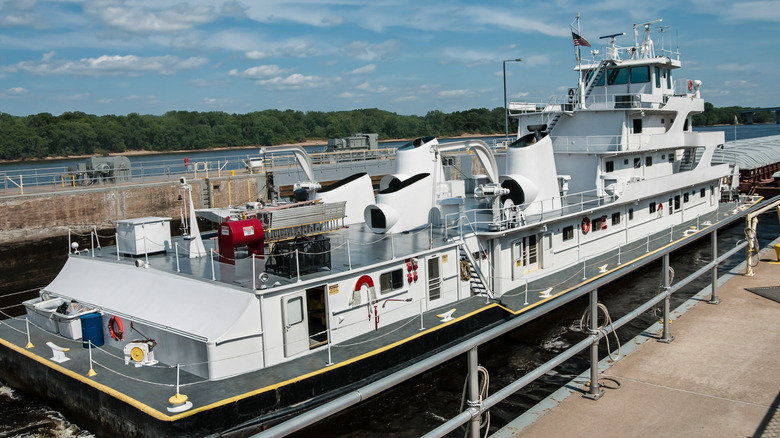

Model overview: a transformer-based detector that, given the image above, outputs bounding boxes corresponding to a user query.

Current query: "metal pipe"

[658,253,674,343]
[583,288,604,400]
[708,229,721,304]
[467,348,480,438]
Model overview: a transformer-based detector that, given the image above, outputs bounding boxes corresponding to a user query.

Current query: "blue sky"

[1,0,778,117]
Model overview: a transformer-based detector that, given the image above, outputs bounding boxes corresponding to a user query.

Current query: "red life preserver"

[355,275,374,292]
[687,80,693,92]
[108,316,124,341]
[582,217,591,234]
[658,203,664,217]
[601,215,608,230]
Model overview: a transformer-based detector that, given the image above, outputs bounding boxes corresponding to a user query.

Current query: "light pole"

[503,58,522,143]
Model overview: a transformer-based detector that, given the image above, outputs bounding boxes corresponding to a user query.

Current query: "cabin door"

[512,234,539,279]
[282,292,309,357]
[541,233,553,269]
[427,256,442,302]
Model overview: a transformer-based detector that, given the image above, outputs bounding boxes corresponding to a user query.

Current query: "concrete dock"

[499,248,780,438]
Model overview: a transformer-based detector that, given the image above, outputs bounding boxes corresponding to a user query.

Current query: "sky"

[1,0,778,117]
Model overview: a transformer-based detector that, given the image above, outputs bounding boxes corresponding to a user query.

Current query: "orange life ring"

[687,80,693,92]
[581,217,591,234]
[108,315,124,341]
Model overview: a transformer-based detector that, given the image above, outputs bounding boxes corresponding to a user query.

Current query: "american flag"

[571,31,591,47]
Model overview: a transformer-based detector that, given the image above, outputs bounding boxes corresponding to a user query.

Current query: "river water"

[1,125,780,437]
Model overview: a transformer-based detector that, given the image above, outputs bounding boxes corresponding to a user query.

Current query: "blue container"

[81,313,104,348]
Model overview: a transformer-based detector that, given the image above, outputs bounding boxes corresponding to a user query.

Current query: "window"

[668,198,674,213]
[380,269,404,294]
[662,154,666,160]
[605,160,614,172]
[665,68,672,88]
[633,119,642,133]
[634,157,641,168]
[628,208,634,220]
[607,68,628,85]
[700,188,706,197]
[668,153,675,163]
[630,66,650,83]
[595,72,605,86]
[286,297,304,325]
[674,195,681,210]
[624,159,629,165]
[563,225,574,241]
[592,216,603,231]
[683,193,689,203]
[655,66,661,88]
[645,156,653,166]
[649,202,656,213]
[611,212,621,225]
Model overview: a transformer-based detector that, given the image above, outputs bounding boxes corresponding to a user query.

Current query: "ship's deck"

[0,200,753,435]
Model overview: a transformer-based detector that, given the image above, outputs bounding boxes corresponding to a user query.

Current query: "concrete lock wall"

[0,174,267,244]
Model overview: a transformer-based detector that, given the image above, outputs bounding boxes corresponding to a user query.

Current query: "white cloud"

[256,73,330,90]
[245,50,271,60]
[1,0,39,27]
[341,40,401,61]
[392,95,418,103]
[7,87,29,96]
[83,0,217,34]
[438,89,471,98]
[1,53,208,76]
[220,1,248,20]
[351,64,376,75]
[229,65,290,78]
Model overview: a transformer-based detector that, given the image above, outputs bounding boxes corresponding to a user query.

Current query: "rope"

[459,365,490,438]
[0,287,43,299]
[745,227,760,267]
[578,303,621,361]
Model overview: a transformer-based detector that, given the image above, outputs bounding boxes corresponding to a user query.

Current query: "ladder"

[459,246,493,299]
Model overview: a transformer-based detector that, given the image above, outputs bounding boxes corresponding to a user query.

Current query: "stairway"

[459,247,491,298]
[201,179,212,208]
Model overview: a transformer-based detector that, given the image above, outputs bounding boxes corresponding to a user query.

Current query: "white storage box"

[114,217,172,255]
[23,297,64,334]
[53,308,98,340]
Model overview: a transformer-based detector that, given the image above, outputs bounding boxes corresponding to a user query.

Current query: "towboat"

[0,19,751,437]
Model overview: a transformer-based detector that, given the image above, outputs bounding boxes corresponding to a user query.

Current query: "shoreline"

[0,133,499,165]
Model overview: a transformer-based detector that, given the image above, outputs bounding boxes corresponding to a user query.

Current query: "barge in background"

[0,18,755,437]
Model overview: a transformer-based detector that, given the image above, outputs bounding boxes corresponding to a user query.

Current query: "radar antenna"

[633,19,662,58]
[657,25,670,56]
[599,32,625,60]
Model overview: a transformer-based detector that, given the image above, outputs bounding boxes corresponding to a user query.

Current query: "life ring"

[601,215,608,230]
[581,217,591,234]
[687,80,693,92]
[108,316,124,341]
[658,203,664,217]
[355,275,374,292]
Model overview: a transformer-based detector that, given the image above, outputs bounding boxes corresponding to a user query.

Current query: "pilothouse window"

[630,66,650,83]
[607,68,628,85]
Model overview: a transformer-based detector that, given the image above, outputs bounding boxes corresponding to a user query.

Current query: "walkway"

[497,246,780,437]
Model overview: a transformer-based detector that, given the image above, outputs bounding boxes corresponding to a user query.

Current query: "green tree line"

[0,108,505,161]
[692,102,775,126]
[0,104,767,161]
